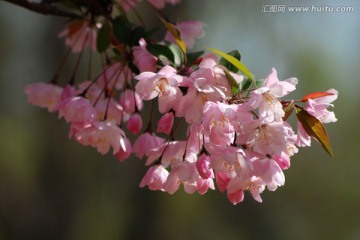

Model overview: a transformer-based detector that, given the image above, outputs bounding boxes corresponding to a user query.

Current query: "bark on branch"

[3,0,81,18]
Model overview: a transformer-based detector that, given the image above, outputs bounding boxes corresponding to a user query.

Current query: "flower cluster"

[24,0,337,205]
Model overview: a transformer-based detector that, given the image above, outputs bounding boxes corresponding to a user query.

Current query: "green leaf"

[146,44,175,64]
[224,70,240,94]
[168,44,184,66]
[97,23,110,52]
[240,78,264,92]
[219,50,241,73]
[296,106,333,157]
[186,51,204,66]
[112,16,131,44]
[207,47,254,81]
[158,16,186,54]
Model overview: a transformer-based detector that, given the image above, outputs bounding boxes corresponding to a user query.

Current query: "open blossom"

[304,89,338,123]
[25,82,63,112]
[132,38,157,72]
[237,120,294,156]
[164,161,214,194]
[165,20,205,49]
[135,65,185,113]
[247,68,298,123]
[98,63,133,91]
[75,121,127,155]
[140,165,169,191]
[58,20,98,53]
[296,89,338,147]
[58,96,97,125]
[132,132,165,158]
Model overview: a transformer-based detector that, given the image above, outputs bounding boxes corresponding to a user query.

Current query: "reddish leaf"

[301,91,334,102]
[296,106,333,157]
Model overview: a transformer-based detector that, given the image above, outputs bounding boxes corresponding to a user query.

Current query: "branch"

[3,0,82,18]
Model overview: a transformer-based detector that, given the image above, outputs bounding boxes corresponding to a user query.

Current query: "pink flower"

[247,68,298,123]
[58,20,98,53]
[146,0,181,9]
[77,81,103,104]
[119,89,143,120]
[132,38,157,72]
[98,63,133,91]
[115,138,132,161]
[139,165,169,191]
[196,153,213,179]
[296,120,311,147]
[304,89,338,123]
[126,113,143,134]
[94,98,123,124]
[135,65,185,113]
[24,82,63,112]
[157,112,174,135]
[132,132,165,158]
[251,152,285,192]
[58,96,97,125]
[237,120,294,157]
[227,189,244,205]
[75,121,127,155]
[165,20,205,49]
[202,102,239,146]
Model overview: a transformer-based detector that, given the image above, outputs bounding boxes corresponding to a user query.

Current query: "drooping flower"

[157,112,174,135]
[75,121,127,155]
[24,82,63,112]
[58,20,99,53]
[132,38,158,72]
[58,96,97,125]
[126,113,143,134]
[165,20,205,49]
[135,65,185,113]
[132,132,165,158]
[139,164,169,191]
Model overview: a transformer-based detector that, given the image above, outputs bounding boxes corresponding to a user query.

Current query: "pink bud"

[127,113,143,134]
[140,165,169,191]
[157,112,174,135]
[196,153,213,179]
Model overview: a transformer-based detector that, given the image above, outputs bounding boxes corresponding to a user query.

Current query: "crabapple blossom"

[139,164,169,191]
[132,38,158,72]
[247,68,297,123]
[126,113,143,134]
[132,132,165,158]
[21,0,338,206]
[58,20,98,53]
[135,65,185,113]
[156,112,174,135]
[74,121,127,155]
[58,96,97,125]
[25,82,63,112]
[165,20,206,49]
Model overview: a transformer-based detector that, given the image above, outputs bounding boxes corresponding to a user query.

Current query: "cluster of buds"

[24,0,337,204]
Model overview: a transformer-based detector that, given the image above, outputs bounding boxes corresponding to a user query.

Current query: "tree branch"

[3,0,82,18]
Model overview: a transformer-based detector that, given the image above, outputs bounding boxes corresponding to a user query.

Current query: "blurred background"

[0,0,359,239]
